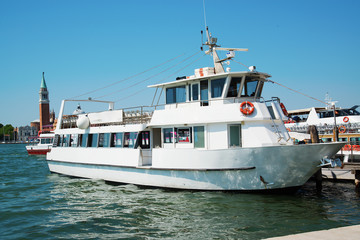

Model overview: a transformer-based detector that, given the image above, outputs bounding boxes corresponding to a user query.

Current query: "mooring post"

[308,125,322,191]
[355,170,360,192]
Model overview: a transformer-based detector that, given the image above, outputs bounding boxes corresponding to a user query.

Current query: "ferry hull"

[26,146,51,155]
[46,142,344,191]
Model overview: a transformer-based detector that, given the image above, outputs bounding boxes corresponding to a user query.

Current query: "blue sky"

[1,0,359,127]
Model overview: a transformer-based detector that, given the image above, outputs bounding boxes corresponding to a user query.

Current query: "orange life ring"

[286,128,291,132]
[338,125,346,133]
[280,103,289,116]
[240,101,255,115]
[343,117,349,123]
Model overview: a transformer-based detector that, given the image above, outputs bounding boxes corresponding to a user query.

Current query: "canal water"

[1,144,360,239]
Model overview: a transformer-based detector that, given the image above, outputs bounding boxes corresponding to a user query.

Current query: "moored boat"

[285,104,360,162]
[26,132,55,155]
[46,28,344,191]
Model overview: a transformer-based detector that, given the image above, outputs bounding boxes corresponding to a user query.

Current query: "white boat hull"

[46,142,343,191]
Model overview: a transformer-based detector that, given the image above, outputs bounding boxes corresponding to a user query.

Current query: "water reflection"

[45,174,360,239]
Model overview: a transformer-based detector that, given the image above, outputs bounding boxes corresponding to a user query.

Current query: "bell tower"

[39,72,50,131]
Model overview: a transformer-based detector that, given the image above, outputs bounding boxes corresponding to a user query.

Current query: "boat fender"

[77,115,90,129]
[240,101,255,115]
[343,117,349,123]
[280,102,289,116]
[338,125,346,134]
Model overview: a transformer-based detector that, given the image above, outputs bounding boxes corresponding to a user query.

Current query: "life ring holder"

[343,117,349,123]
[338,125,346,134]
[240,101,255,115]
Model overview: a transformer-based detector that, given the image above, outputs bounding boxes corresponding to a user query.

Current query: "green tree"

[0,124,15,141]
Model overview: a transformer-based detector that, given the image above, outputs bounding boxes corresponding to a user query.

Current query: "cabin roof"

[148,71,271,88]
[288,107,326,115]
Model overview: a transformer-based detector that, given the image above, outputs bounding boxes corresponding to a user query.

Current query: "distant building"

[39,72,50,131]
[31,119,40,133]
[18,126,37,142]
[17,72,56,141]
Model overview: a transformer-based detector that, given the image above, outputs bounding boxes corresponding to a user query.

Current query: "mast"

[202,27,249,74]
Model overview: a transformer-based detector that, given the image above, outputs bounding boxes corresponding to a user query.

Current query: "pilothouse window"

[227,77,242,97]
[241,76,260,97]
[211,78,226,98]
[166,86,186,104]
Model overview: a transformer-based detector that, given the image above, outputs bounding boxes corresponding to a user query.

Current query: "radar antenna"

[201,26,248,73]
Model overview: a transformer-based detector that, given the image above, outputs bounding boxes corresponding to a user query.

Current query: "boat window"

[350,137,360,144]
[53,134,60,147]
[194,126,205,148]
[322,138,332,142]
[98,133,111,147]
[71,134,78,147]
[211,78,226,98]
[192,84,199,101]
[81,133,88,147]
[229,124,242,147]
[111,133,123,147]
[166,85,186,104]
[163,128,174,143]
[41,139,46,144]
[241,76,259,97]
[176,128,192,143]
[188,85,191,101]
[338,137,347,142]
[63,134,70,147]
[227,77,242,97]
[123,132,138,148]
[90,134,98,147]
[200,80,209,106]
[136,131,150,149]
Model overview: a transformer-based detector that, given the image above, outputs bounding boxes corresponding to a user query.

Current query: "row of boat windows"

[162,124,242,148]
[40,138,53,144]
[53,124,243,149]
[322,137,360,144]
[166,76,263,104]
[54,132,150,149]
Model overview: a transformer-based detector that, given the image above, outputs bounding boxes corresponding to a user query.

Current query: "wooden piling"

[355,170,360,192]
[308,125,322,191]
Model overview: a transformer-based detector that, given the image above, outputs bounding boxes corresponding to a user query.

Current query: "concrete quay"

[265,224,360,240]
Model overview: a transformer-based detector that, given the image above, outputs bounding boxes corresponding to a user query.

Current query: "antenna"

[203,0,207,30]
[201,30,204,51]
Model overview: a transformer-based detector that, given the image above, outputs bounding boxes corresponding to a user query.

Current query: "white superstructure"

[46,28,344,191]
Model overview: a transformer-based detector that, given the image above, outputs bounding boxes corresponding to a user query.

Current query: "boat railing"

[287,123,360,134]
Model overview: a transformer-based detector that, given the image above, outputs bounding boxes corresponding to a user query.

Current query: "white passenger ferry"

[285,104,360,162]
[46,28,344,191]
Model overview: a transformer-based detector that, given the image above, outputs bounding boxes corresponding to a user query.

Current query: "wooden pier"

[265,224,360,240]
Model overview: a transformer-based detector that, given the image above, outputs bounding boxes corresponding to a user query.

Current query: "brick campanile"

[39,72,50,131]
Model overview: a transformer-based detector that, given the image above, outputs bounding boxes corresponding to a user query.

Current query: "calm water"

[1,144,360,239]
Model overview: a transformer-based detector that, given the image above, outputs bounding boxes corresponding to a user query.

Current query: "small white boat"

[46,28,344,191]
[26,132,55,155]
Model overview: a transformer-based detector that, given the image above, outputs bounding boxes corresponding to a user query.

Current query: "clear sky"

[1,0,360,127]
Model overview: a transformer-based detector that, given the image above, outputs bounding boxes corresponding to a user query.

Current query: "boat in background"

[285,104,360,162]
[26,132,54,155]
[46,27,344,191]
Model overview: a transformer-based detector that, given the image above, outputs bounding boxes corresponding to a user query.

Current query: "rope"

[114,53,206,103]
[68,53,185,99]
[94,51,202,100]
[268,79,329,106]
[231,59,329,106]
